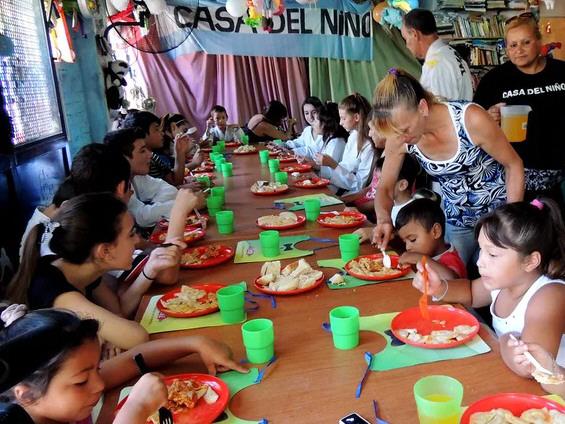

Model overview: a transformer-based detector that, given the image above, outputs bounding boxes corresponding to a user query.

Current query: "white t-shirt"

[286,126,321,151]
[391,197,415,227]
[421,39,473,101]
[490,275,565,367]
[329,130,375,196]
[294,135,346,180]
[128,175,177,227]
[203,126,244,142]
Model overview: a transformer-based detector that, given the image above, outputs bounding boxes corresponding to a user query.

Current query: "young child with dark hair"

[202,105,243,144]
[396,198,467,279]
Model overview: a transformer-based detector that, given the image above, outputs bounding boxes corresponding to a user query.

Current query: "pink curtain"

[133,51,309,134]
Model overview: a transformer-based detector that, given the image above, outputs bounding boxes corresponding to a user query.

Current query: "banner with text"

[165,0,373,60]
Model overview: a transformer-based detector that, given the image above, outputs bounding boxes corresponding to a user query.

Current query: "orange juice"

[417,394,460,424]
[500,105,532,142]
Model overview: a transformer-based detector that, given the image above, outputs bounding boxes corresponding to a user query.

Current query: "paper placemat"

[234,235,313,263]
[117,369,264,424]
[140,282,247,334]
[359,312,491,371]
[317,258,416,289]
[275,193,343,211]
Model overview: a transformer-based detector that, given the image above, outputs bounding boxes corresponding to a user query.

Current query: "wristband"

[142,268,156,281]
[432,279,449,302]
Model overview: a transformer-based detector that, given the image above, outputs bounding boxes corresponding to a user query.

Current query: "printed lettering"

[321,9,337,34]
[287,8,300,33]
[215,7,234,32]
[300,8,313,34]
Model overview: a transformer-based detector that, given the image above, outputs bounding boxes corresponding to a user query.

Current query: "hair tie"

[1,304,28,327]
[40,221,61,246]
[388,67,398,76]
[530,199,544,210]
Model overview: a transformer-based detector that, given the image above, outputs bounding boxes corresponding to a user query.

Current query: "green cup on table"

[303,198,321,221]
[206,195,223,217]
[216,285,245,324]
[338,234,360,262]
[413,375,463,424]
[259,230,280,257]
[196,175,211,188]
[214,157,226,171]
[241,134,249,145]
[274,171,288,185]
[273,139,283,146]
[221,162,233,177]
[259,150,270,165]
[212,145,222,154]
[215,210,234,235]
[329,306,359,350]
[268,159,280,173]
[242,318,274,364]
[210,186,225,206]
[210,152,223,161]
[217,140,226,152]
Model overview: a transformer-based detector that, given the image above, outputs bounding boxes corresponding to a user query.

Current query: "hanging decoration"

[245,0,285,31]
[105,60,129,110]
[372,1,386,23]
[378,0,418,29]
[226,0,248,17]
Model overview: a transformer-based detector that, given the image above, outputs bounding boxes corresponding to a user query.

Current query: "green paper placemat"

[275,193,343,211]
[318,258,416,289]
[140,282,247,334]
[117,369,264,424]
[234,235,313,263]
[359,312,491,371]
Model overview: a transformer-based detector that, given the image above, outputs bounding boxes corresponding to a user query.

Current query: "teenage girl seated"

[243,100,296,144]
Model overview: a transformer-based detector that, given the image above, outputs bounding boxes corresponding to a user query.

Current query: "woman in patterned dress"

[371,69,524,267]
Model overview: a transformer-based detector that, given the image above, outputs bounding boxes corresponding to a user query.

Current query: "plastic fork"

[508,334,557,376]
[133,354,174,424]
[355,352,373,398]
[193,208,207,230]
[419,256,430,320]
[380,248,392,269]
[372,400,390,424]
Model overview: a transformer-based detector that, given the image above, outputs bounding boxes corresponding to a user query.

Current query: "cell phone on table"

[339,412,371,424]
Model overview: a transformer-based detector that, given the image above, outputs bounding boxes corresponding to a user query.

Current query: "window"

[0,0,63,146]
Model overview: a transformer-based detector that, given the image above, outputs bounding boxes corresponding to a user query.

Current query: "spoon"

[509,334,557,376]
[380,248,392,269]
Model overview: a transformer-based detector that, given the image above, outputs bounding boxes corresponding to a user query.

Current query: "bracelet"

[142,268,156,281]
[432,279,449,302]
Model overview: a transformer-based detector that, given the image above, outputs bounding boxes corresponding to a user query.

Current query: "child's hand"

[174,135,190,158]
[507,337,560,376]
[125,373,168,417]
[174,188,200,213]
[206,117,214,128]
[194,336,249,375]
[353,227,372,244]
[145,244,183,277]
[314,153,337,169]
[412,260,443,297]
[399,252,423,266]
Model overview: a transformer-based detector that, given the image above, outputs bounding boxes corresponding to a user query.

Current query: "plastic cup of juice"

[413,375,463,424]
[500,105,532,142]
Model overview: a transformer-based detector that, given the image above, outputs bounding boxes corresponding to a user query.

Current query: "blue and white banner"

[164,0,373,60]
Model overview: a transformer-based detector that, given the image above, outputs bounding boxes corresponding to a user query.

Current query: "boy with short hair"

[396,198,467,278]
[202,105,243,144]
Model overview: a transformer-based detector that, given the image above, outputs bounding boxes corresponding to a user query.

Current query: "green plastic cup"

[210,186,225,206]
[214,157,226,171]
[303,198,321,222]
[212,145,222,154]
[329,306,360,350]
[216,285,245,324]
[221,162,233,177]
[259,230,280,257]
[242,318,274,364]
[241,134,249,145]
[339,234,360,262]
[206,195,223,217]
[215,210,234,235]
[196,175,211,188]
[274,171,288,185]
[217,140,226,152]
[413,375,463,424]
[210,152,222,161]
[268,159,280,173]
[273,139,283,146]
[259,150,270,165]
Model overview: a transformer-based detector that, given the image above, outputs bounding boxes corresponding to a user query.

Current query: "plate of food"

[150,228,206,245]
[345,253,411,281]
[225,141,241,148]
[293,177,330,189]
[200,147,213,153]
[181,245,235,269]
[190,172,216,180]
[277,154,296,163]
[460,393,565,424]
[158,214,209,230]
[116,373,229,424]
[250,181,289,196]
[280,164,312,173]
[390,305,480,349]
[256,212,306,230]
[192,164,215,173]
[157,284,223,318]
[233,145,257,154]
[254,259,325,295]
[317,211,366,228]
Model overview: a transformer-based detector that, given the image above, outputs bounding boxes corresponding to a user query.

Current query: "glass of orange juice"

[413,375,463,424]
[500,105,532,142]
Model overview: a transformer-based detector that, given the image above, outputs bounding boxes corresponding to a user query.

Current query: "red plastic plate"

[233,148,257,155]
[278,155,297,163]
[256,214,306,230]
[253,272,325,296]
[150,228,206,245]
[158,215,209,230]
[316,211,366,229]
[293,177,330,189]
[391,305,480,349]
[460,393,565,423]
[192,165,215,173]
[280,164,312,173]
[116,373,229,424]
[181,245,235,269]
[345,253,411,281]
[250,185,289,196]
[200,147,213,152]
[225,141,241,147]
[157,284,224,318]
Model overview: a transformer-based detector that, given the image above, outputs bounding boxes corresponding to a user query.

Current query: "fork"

[373,400,390,424]
[508,334,557,376]
[133,354,174,424]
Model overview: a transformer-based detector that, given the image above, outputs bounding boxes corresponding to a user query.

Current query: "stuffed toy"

[105,60,129,110]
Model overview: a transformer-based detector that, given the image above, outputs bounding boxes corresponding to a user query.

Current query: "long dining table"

[97,147,544,423]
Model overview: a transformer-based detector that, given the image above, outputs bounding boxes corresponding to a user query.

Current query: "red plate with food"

[317,211,366,229]
[192,165,215,173]
[293,177,330,189]
[232,146,257,155]
[116,373,229,424]
[150,228,206,245]
[158,214,209,230]
[192,172,216,179]
[280,164,312,173]
[225,141,241,147]
[256,214,306,230]
[157,284,224,318]
[344,253,411,281]
[250,182,289,196]
[181,245,235,269]
[277,155,297,163]
[200,147,213,153]
[460,393,565,424]
[390,305,480,349]
[253,272,325,296]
